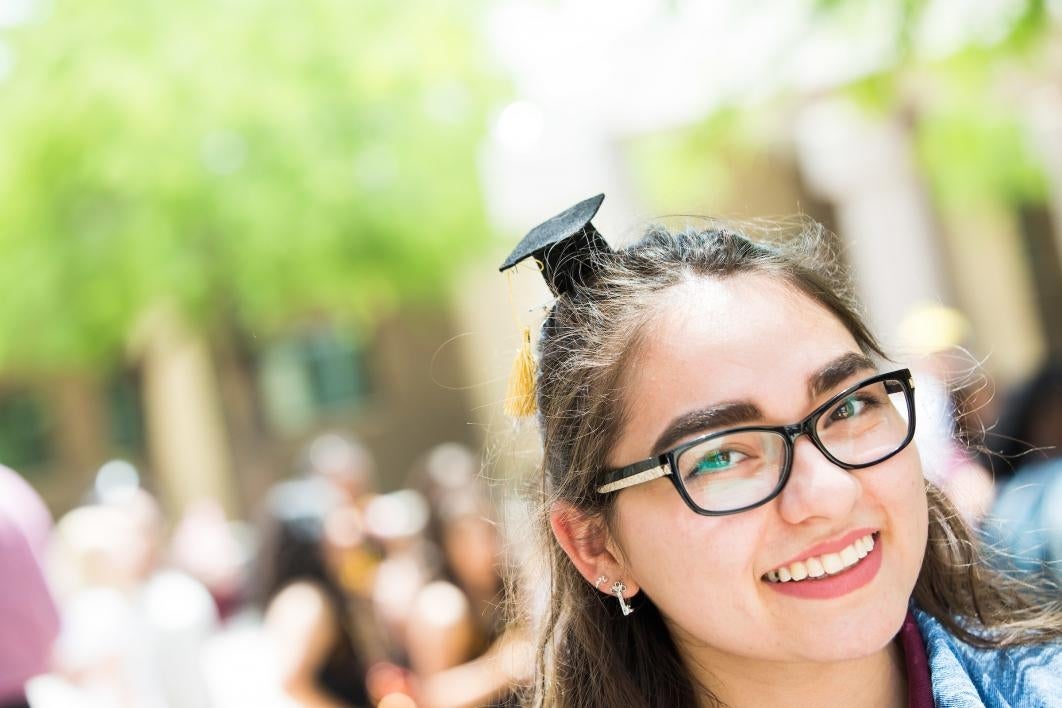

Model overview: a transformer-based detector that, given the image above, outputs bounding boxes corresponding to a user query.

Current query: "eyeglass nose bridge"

[781,419,814,441]
[780,418,834,461]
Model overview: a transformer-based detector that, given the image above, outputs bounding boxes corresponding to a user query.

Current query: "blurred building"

[6,0,1062,515]
[0,308,480,518]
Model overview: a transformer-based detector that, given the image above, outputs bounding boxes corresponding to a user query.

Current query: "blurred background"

[3,0,1062,706]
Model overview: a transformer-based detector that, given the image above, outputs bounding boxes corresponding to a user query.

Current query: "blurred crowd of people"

[908,351,1062,584]
[3,351,1062,707]
[0,436,531,708]
[898,307,1062,582]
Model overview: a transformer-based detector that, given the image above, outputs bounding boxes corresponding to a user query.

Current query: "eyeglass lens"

[674,378,911,513]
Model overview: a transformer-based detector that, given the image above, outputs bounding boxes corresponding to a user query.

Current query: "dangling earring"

[611,581,634,616]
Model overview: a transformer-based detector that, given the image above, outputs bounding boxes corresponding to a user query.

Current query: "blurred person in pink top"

[0,464,60,708]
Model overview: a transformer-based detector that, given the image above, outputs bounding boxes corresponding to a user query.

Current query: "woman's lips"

[773,527,879,570]
[763,532,883,600]
[765,531,877,582]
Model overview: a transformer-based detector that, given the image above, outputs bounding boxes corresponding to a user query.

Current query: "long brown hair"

[518,220,1062,708]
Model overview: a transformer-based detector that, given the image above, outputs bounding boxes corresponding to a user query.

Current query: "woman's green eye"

[831,395,867,421]
[692,450,743,474]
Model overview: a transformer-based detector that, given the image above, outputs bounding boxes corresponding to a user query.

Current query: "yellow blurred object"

[504,327,537,417]
[897,303,971,355]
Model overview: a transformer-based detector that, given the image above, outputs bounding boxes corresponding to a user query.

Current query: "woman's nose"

[776,435,861,525]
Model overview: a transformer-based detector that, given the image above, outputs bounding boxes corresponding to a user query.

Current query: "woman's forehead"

[656,271,848,338]
[626,274,863,419]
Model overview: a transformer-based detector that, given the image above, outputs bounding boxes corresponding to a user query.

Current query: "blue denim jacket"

[914,607,1062,707]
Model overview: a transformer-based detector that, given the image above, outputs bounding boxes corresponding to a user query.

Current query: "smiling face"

[606,273,928,668]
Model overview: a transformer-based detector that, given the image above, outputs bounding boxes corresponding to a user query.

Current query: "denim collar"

[912,605,1062,707]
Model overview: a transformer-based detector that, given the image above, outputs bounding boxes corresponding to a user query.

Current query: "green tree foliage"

[914,59,1049,210]
[825,0,1052,208]
[0,0,495,368]
[630,0,1053,216]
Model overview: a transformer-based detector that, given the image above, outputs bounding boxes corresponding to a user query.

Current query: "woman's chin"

[782,607,907,663]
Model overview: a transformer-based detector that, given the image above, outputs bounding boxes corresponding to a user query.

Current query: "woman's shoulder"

[913,606,1062,707]
[264,580,339,634]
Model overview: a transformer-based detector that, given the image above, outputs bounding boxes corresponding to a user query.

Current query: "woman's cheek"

[620,505,756,613]
[871,449,929,586]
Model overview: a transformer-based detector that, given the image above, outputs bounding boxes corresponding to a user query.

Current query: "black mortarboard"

[499,194,611,297]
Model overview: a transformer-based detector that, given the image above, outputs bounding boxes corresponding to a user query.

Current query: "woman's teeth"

[765,534,875,583]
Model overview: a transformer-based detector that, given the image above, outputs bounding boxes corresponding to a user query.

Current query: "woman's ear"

[549,501,640,597]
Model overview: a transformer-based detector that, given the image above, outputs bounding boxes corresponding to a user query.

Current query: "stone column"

[135,307,237,516]
[794,99,952,349]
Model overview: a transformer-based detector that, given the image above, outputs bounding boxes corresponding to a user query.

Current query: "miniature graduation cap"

[499,193,611,297]
[499,194,611,418]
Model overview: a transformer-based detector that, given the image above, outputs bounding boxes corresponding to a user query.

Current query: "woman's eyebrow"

[651,402,763,456]
[807,352,877,399]
[649,354,875,457]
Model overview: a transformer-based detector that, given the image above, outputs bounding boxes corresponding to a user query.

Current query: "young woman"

[257,479,372,707]
[501,195,1062,708]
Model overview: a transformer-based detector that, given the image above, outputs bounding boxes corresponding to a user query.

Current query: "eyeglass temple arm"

[597,457,670,494]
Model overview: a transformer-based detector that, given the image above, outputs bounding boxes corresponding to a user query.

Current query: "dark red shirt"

[900,609,935,707]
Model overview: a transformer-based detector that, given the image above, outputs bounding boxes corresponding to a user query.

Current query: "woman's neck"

[682,639,907,708]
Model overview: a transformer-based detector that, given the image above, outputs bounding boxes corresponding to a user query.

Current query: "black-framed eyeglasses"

[596,369,917,516]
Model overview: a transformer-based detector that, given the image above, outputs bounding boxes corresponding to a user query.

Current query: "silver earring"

[611,581,634,616]
[595,575,608,590]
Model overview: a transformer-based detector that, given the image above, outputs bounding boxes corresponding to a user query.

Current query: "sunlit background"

[2,0,1059,511]
[3,0,1062,705]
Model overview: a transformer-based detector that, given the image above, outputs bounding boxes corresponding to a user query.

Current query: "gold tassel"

[504,326,537,417]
